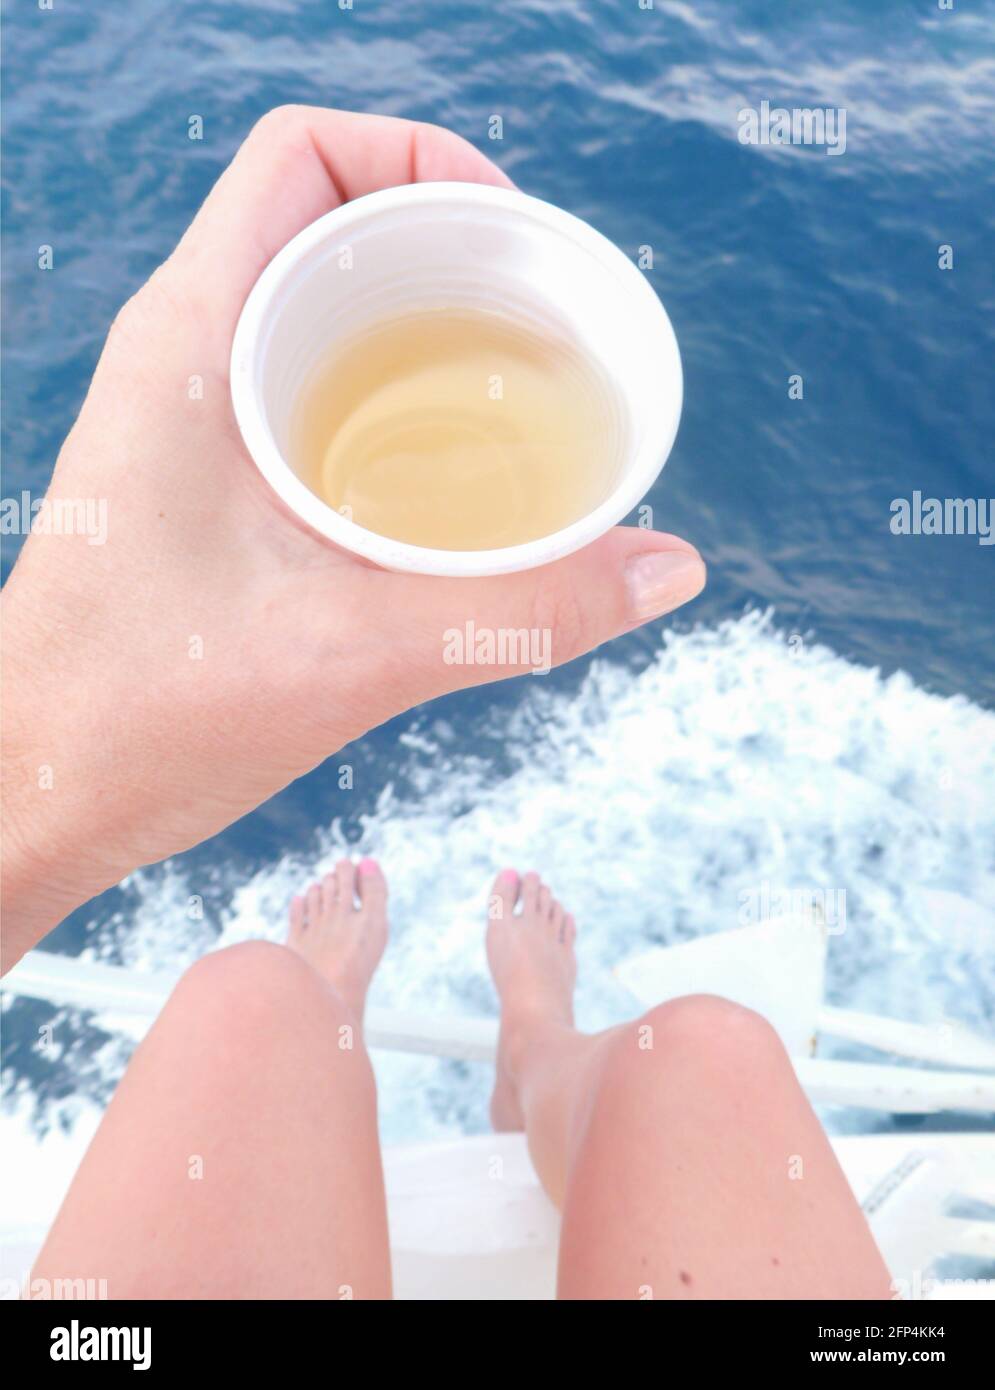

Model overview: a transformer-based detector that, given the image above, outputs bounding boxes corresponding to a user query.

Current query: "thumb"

[368,527,706,697]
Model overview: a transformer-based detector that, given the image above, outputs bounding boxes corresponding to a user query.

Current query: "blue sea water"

[2,0,994,1155]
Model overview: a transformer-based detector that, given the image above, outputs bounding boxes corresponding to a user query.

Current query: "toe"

[489,868,520,923]
[564,913,577,944]
[289,894,305,940]
[538,883,552,918]
[521,871,541,916]
[306,881,323,927]
[550,899,565,934]
[335,858,356,911]
[320,872,338,918]
[357,858,387,913]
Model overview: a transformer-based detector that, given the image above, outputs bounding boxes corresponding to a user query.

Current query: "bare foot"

[486,869,577,1131]
[286,858,388,1018]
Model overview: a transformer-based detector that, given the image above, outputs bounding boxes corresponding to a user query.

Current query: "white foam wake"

[76,611,992,1142]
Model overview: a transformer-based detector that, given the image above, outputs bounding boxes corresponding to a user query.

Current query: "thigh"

[32,941,391,1299]
[557,996,892,1301]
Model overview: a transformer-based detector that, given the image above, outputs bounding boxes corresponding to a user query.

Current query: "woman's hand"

[1,106,705,970]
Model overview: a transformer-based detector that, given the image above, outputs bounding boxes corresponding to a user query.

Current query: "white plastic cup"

[230,182,682,577]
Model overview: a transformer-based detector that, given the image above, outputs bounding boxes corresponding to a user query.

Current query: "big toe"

[490,868,520,924]
[357,858,387,914]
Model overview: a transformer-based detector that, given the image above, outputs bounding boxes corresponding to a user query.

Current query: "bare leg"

[33,859,391,1299]
[487,870,892,1301]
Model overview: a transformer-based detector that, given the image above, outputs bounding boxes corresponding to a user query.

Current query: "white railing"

[4,948,995,1113]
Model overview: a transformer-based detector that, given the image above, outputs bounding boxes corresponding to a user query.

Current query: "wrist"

[1,588,131,971]
[1,780,95,974]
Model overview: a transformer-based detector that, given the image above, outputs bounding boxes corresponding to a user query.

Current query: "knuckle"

[105,263,183,355]
[247,103,310,148]
[106,286,148,345]
[529,575,588,666]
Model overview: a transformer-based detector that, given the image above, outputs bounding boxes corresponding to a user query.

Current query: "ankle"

[502,1007,577,1085]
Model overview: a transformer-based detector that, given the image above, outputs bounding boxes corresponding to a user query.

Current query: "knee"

[600,994,789,1096]
[154,942,374,1108]
[640,993,784,1059]
[168,940,351,1038]
[179,938,309,998]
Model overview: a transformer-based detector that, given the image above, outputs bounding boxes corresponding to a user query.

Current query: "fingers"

[364,526,705,700]
[164,105,512,344]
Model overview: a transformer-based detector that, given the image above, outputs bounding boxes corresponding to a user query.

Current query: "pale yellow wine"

[290,309,616,550]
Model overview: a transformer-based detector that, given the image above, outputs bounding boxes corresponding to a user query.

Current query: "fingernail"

[624,550,706,622]
[358,857,378,875]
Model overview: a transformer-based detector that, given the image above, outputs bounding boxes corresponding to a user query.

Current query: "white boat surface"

[2,912,993,1300]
